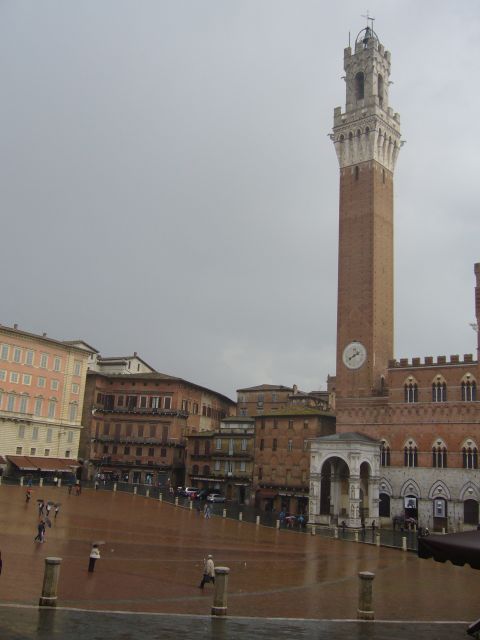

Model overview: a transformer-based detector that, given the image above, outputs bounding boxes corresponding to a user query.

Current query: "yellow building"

[0,323,93,478]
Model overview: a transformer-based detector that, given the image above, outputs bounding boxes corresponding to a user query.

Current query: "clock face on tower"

[342,341,367,370]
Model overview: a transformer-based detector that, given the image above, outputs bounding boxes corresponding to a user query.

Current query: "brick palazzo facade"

[310,25,480,532]
[80,367,236,487]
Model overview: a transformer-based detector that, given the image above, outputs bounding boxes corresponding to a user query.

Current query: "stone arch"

[428,480,451,501]
[379,477,393,496]
[460,481,480,502]
[400,478,421,498]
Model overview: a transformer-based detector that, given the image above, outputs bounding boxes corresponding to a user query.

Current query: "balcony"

[213,452,253,461]
[93,436,184,448]
[94,406,188,419]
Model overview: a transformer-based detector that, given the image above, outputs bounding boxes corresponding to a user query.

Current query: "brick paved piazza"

[0,485,478,625]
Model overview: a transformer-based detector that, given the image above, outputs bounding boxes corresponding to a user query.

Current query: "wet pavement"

[0,607,472,640]
[0,485,478,629]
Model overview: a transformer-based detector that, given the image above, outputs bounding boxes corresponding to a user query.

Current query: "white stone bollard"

[255,515,260,526]
[334,527,338,539]
[20,477,24,486]
[276,519,280,529]
[133,486,138,495]
[222,509,227,518]
[159,493,163,502]
[174,497,178,506]
[357,571,375,620]
[39,478,44,487]
[57,478,62,487]
[238,512,243,522]
[442,527,446,535]
[402,536,407,551]
[354,530,359,542]
[146,488,150,498]
[211,567,230,617]
[39,557,62,607]
[311,525,316,536]
[189,501,193,510]
[375,533,381,547]
[113,483,117,492]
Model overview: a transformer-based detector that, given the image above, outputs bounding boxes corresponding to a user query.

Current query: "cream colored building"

[0,323,93,475]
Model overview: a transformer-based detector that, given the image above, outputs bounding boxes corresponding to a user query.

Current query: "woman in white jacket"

[88,544,101,573]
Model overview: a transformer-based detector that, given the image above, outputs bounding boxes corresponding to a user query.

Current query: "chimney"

[13,323,18,330]
[133,351,138,357]
[42,332,47,337]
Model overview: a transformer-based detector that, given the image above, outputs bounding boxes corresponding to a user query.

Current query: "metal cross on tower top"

[361,10,375,32]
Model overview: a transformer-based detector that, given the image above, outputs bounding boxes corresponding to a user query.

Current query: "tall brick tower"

[332,26,402,403]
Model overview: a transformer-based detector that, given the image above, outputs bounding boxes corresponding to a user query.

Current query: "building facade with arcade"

[309,25,480,532]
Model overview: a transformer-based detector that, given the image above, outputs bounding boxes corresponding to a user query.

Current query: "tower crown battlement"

[332,28,402,172]
[388,354,476,368]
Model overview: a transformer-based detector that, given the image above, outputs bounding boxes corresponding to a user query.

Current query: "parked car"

[206,494,225,503]
[196,489,213,500]
[179,487,198,498]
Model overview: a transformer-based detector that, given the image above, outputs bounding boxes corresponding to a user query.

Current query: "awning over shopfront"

[418,531,480,570]
[256,489,278,498]
[7,456,79,473]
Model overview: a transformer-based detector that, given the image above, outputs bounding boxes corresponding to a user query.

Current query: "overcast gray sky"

[1,1,479,400]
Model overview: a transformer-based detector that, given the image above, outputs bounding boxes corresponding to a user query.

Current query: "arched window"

[432,380,447,402]
[380,440,390,467]
[432,441,447,468]
[404,381,418,403]
[192,464,199,475]
[378,74,384,106]
[462,378,477,402]
[463,442,478,469]
[355,72,365,100]
[203,465,210,476]
[404,441,418,467]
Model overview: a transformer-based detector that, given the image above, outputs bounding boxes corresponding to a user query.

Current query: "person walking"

[38,500,45,517]
[198,554,215,589]
[34,521,46,543]
[54,504,60,519]
[88,544,101,573]
[25,489,32,503]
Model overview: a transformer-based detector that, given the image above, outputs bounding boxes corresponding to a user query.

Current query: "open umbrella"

[418,531,480,636]
[418,530,480,570]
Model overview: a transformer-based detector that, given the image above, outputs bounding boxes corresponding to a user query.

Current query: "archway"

[464,499,479,526]
[319,457,350,520]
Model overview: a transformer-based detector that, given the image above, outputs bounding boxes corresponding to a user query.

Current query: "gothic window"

[380,440,391,467]
[432,380,447,402]
[404,381,418,403]
[432,441,448,468]
[462,378,477,402]
[463,441,478,469]
[378,74,384,106]
[404,441,418,467]
[355,72,365,100]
